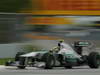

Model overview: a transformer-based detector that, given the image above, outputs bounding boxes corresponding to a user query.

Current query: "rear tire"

[88,52,100,68]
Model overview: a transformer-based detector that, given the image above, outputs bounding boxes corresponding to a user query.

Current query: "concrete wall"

[0,44,19,58]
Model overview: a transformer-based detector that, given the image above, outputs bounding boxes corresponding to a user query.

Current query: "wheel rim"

[96,55,100,65]
[50,59,54,66]
[97,59,100,65]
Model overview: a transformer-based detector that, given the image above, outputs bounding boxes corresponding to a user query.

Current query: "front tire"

[88,52,100,68]
[17,66,26,69]
[17,57,26,69]
[42,53,55,69]
[64,66,72,69]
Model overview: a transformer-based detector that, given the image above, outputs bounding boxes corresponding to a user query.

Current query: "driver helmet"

[58,39,64,42]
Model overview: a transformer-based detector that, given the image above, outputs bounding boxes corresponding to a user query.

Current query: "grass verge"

[0,58,14,65]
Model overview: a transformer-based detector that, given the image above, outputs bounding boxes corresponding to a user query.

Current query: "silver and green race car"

[6,41,100,69]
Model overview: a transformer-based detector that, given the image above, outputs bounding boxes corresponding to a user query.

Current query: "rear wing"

[74,41,90,47]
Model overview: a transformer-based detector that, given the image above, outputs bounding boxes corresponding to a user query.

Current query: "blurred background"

[0,0,100,59]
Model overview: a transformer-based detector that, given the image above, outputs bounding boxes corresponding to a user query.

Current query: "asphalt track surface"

[0,65,100,75]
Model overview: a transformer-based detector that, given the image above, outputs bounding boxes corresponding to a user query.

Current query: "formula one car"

[6,41,100,69]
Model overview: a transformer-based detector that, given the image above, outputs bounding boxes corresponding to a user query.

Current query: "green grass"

[0,58,14,65]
